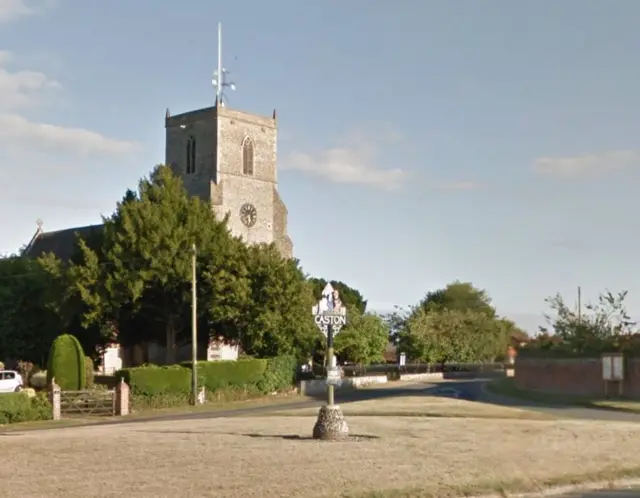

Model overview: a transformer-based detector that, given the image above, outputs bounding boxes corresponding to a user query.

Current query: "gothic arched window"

[242,137,254,175]
[186,136,196,174]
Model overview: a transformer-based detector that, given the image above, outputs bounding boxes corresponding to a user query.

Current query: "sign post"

[602,353,624,398]
[314,307,347,405]
[311,283,349,441]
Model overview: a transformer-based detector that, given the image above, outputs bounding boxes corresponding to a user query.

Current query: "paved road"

[11,377,639,433]
[428,378,640,422]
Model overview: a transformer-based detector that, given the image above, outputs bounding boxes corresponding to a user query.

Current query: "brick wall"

[515,357,640,398]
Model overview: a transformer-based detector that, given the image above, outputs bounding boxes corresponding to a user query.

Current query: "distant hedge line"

[115,356,297,408]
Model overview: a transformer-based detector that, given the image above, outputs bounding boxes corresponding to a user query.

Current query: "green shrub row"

[182,358,268,391]
[0,392,52,425]
[116,356,296,401]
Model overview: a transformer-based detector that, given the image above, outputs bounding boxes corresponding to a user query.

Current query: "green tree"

[239,244,317,360]
[0,255,61,365]
[334,311,389,364]
[308,277,367,314]
[417,281,496,318]
[38,251,112,362]
[69,165,250,363]
[498,317,529,345]
[399,308,506,363]
[540,290,636,353]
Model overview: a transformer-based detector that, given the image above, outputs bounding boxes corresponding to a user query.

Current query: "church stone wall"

[165,104,293,257]
[214,107,278,247]
[273,189,293,258]
[165,107,218,201]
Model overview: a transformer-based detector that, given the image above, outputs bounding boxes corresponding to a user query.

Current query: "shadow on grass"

[485,378,640,415]
[238,433,380,441]
[130,429,380,441]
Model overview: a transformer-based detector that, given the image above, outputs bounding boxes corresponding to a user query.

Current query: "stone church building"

[23,101,293,260]
[21,100,293,367]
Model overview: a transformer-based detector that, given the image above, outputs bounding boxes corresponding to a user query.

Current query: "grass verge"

[351,466,640,497]
[3,415,640,497]
[487,377,640,414]
[0,391,310,433]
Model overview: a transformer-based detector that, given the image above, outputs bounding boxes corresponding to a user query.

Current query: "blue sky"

[1,0,640,333]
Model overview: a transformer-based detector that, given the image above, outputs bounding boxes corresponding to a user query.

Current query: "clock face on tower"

[239,203,257,228]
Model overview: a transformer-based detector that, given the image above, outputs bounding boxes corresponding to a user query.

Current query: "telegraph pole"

[191,243,198,405]
[577,286,582,324]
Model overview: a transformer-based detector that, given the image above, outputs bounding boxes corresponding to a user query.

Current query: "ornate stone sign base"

[312,404,349,441]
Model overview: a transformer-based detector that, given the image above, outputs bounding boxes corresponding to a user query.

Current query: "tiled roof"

[23,224,104,262]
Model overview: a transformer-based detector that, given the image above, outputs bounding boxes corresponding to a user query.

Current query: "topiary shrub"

[46,334,86,390]
[84,357,95,389]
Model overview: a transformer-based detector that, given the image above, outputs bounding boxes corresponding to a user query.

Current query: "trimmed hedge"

[0,392,52,425]
[182,359,268,391]
[116,365,192,397]
[116,356,297,403]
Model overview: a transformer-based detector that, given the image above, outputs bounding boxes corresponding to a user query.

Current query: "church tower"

[164,24,292,258]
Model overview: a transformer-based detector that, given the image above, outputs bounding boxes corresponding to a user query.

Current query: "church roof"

[23,224,103,261]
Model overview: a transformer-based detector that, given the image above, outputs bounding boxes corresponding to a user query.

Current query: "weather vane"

[212,23,236,107]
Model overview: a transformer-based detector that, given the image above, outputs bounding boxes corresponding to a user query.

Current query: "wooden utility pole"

[191,243,198,405]
[577,286,582,323]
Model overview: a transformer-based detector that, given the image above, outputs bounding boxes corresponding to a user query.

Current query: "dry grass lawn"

[4,393,640,498]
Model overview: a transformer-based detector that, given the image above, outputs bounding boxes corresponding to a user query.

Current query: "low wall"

[399,373,443,381]
[398,370,507,381]
[299,375,387,396]
[514,357,640,398]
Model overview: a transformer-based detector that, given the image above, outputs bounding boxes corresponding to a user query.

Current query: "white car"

[0,370,23,393]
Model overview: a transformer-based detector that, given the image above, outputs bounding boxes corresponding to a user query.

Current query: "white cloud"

[0,66,60,109]
[0,0,52,24]
[0,50,140,157]
[432,181,481,190]
[282,126,407,190]
[533,150,640,177]
[0,113,140,156]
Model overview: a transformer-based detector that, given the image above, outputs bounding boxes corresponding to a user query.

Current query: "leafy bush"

[85,357,95,389]
[0,392,52,425]
[0,361,4,370]
[94,374,117,389]
[257,356,296,394]
[17,360,34,386]
[30,371,47,389]
[46,334,86,390]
